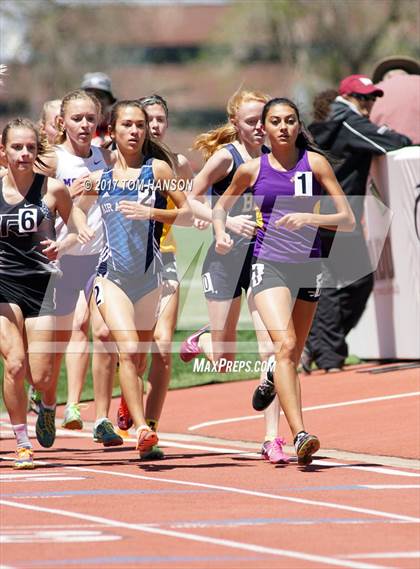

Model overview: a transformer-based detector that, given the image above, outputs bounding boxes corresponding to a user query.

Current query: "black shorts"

[250,258,322,303]
[161,252,179,283]
[0,273,56,319]
[201,242,254,301]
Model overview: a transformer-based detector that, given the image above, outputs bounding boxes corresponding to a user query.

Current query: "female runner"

[116,94,194,460]
[213,98,355,464]
[36,89,121,446]
[181,90,289,463]
[0,118,91,468]
[79,100,192,456]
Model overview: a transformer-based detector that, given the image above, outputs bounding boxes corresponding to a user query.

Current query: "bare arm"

[189,148,259,238]
[188,149,233,223]
[41,179,93,259]
[213,160,260,254]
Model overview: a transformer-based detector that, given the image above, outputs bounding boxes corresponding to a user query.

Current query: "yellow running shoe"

[14,447,34,470]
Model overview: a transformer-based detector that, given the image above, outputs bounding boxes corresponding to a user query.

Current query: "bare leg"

[253,287,316,438]
[90,296,118,421]
[204,296,242,365]
[25,315,56,405]
[145,283,179,424]
[247,290,281,441]
[1,304,27,425]
[65,292,90,405]
[96,278,161,430]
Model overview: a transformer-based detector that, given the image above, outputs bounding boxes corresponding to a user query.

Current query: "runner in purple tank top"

[213,98,355,465]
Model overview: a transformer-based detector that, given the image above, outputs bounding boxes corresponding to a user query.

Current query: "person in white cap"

[81,72,116,146]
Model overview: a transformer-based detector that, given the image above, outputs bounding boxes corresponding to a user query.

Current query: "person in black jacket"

[303,74,412,373]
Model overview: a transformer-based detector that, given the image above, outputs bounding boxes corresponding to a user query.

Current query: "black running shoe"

[252,370,276,411]
[294,431,320,465]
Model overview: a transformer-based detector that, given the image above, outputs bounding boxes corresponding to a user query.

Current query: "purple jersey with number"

[252,150,322,263]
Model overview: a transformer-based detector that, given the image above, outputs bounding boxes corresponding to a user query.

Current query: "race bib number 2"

[294,172,313,197]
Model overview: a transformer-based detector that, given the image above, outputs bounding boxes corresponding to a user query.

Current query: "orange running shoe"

[117,396,133,431]
[136,427,158,454]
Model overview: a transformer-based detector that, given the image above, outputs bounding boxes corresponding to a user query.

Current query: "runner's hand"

[194,218,210,230]
[215,232,234,255]
[40,239,60,260]
[69,174,90,199]
[226,214,257,238]
[118,200,151,220]
[275,213,311,231]
[77,225,95,244]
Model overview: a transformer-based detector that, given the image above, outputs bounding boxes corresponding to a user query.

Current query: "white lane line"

[1,434,418,478]
[0,472,72,479]
[340,552,420,560]
[67,466,420,524]
[1,477,85,483]
[0,500,389,569]
[312,461,419,478]
[360,484,420,489]
[188,391,420,431]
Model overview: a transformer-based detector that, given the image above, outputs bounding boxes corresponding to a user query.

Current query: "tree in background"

[211,0,418,83]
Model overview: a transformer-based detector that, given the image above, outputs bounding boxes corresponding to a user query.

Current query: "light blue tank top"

[97,158,162,276]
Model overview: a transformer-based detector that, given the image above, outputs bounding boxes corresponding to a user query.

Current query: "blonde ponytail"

[193,89,270,160]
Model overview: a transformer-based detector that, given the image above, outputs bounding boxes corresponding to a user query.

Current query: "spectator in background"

[370,55,420,144]
[303,75,412,373]
[81,72,116,146]
[312,89,338,123]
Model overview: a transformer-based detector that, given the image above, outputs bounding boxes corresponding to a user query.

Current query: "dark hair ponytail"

[262,97,326,157]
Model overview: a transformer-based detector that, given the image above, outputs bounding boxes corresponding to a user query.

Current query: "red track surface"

[1,364,420,569]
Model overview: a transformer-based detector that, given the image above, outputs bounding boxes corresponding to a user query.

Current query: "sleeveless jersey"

[212,144,267,248]
[54,144,107,256]
[97,158,162,277]
[252,150,322,263]
[159,196,176,254]
[0,174,56,276]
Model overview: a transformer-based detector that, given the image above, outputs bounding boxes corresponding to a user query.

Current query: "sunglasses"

[352,93,378,102]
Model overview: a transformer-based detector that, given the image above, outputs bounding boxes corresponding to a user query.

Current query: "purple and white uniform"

[251,150,323,302]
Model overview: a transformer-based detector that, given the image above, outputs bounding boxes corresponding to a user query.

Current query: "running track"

[1,363,419,568]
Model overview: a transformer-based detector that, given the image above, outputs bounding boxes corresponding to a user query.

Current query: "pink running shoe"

[261,438,290,464]
[179,325,210,363]
[117,397,133,431]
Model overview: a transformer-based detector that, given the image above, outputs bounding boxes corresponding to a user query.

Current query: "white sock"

[41,401,56,411]
[94,417,108,429]
[12,424,32,449]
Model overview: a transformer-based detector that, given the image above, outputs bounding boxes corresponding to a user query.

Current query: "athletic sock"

[12,424,32,449]
[146,418,159,432]
[94,417,108,429]
[294,431,308,446]
[41,401,56,411]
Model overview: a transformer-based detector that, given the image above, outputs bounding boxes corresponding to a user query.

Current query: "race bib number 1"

[294,172,313,197]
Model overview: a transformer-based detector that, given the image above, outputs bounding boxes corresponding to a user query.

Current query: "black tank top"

[0,174,56,276]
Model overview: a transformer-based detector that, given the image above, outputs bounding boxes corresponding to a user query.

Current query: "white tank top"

[54,144,107,256]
